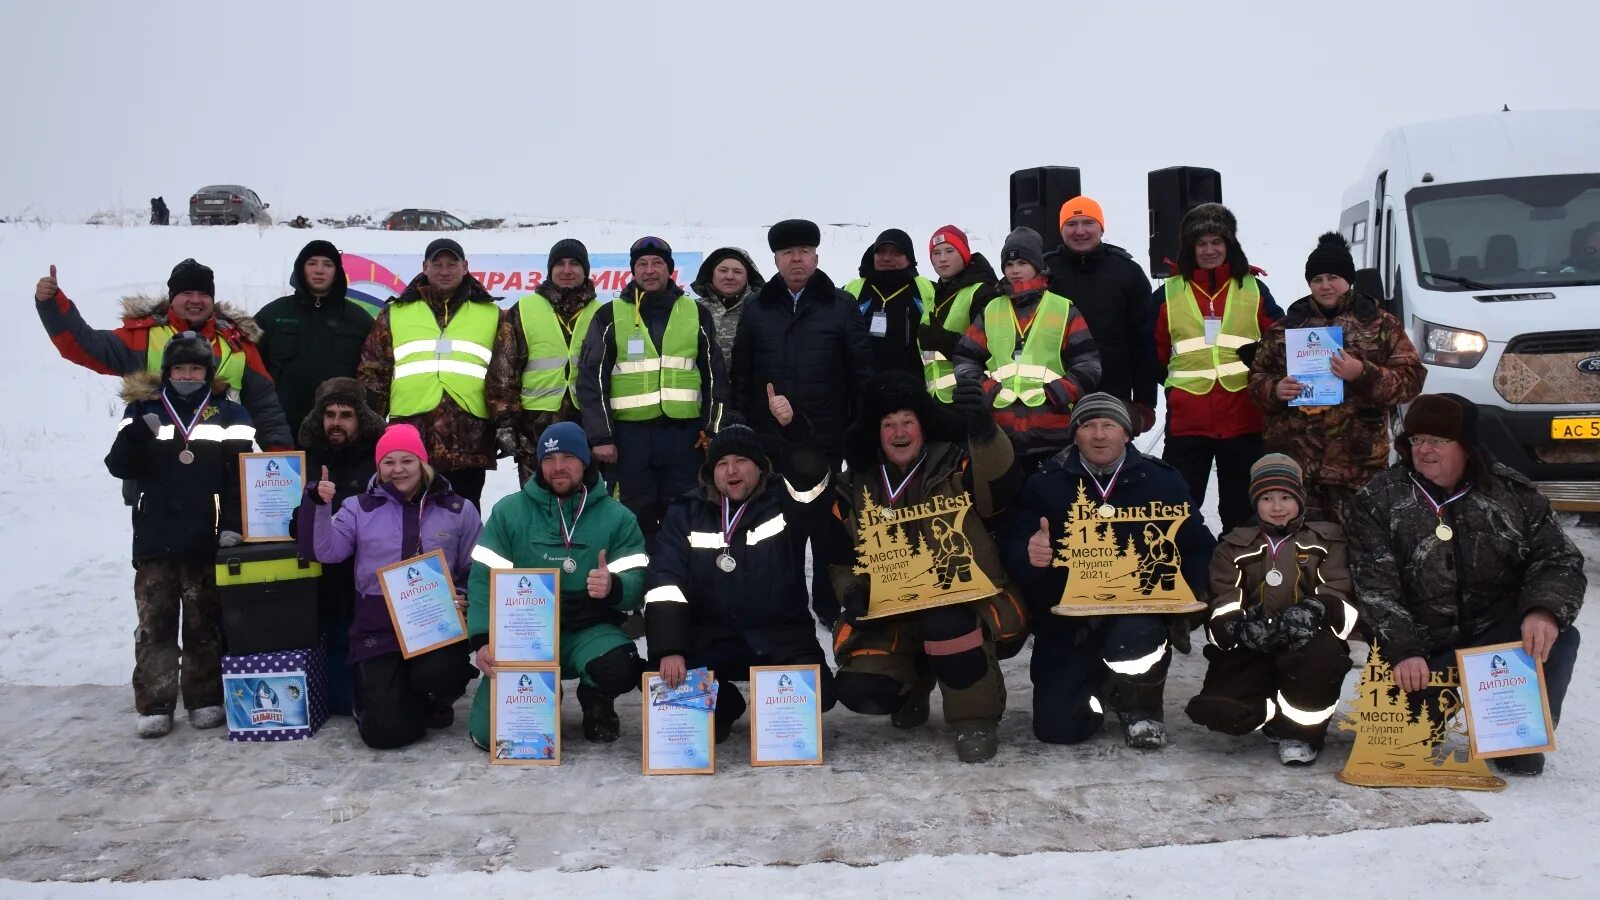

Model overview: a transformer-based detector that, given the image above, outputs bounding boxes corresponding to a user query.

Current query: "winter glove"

[217,530,243,548]
[140,412,162,437]
[495,426,517,460]
[1235,605,1284,653]
[952,378,997,439]
[1277,598,1325,651]
[841,583,870,626]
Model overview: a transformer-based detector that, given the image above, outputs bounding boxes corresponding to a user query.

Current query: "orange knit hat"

[1058,195,1105,231]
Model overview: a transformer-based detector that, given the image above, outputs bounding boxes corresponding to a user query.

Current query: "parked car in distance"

[190,185,271,225]
[383,208,468,231]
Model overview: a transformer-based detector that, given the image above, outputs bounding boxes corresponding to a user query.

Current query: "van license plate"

[1551,417,1600,439]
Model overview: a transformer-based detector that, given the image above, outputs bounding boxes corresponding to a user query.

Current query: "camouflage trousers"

[132,557,223,715]
[1304,482,1360,529]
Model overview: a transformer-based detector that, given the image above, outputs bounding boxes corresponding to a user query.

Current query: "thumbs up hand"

[1028,516,1055,568]
[587,548,613,600]
[315,465,336,505]
[35,265,59,303]
[766,383,793,427]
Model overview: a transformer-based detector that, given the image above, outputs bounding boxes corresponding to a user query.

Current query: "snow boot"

[1120,715,1167,749]
[137,713,174,738]
[952,720,998,763]
[714,714,735,745]
[1278,739,1319,765]
[187,706,226,729]
[891,677,935,729]
[425,704,455,730]
[1492,753,1545,776]
[577,682,620,743]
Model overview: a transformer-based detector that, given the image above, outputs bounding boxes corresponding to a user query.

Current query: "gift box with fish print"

[221,647,329,741]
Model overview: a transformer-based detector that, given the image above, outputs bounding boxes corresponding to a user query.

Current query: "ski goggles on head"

[631,235,670,254]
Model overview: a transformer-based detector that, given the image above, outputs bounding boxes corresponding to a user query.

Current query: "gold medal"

[1435,523,1453,542]
[1097,504,1115,519]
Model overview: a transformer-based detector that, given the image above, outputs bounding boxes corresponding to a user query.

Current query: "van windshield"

[1408,174,1600,291]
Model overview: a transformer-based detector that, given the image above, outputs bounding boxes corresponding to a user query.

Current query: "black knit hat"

[167,258,215,298]
[1178,203,1250,281]
[1249,452,1306,511]
[1305,231,1357,284]
[548,238,591,278]
[630,235,675,274]
[161,330,216,382]
[768,219,822,252]
[1001,226,1047,274]
[868,228,917,266]
[700,410,771,486]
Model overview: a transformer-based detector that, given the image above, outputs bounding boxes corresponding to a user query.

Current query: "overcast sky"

[5,0,1597,279]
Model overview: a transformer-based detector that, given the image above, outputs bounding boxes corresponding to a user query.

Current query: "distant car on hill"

[383,209,468,231]
[189,185,271,225]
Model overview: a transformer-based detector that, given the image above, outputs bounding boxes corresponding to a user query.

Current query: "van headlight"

[1419,320,1488,368]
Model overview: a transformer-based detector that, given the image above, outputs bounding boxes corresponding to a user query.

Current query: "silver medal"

[1265,568,1284,587]
[178,448,195,465]
[716,552,737,573]
[1097,504,1115,519]
[880,507,896,522]
[1435,523,1454,542]
[561,557,577,574]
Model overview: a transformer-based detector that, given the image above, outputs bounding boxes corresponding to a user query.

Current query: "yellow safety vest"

[982,291,1073,408]
[608,292,703,421]
[145,325,245,392]
[919,282,984,403]
[389,300,499,419]
[1163,274,1261,394]
[515,293,599,411]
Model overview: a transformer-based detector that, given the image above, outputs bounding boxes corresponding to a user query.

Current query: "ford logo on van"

[1579,356,1600,374]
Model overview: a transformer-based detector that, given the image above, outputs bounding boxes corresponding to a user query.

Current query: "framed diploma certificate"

[489,569,560,666]
[239,451,306,542]
[376,549,466,658]
[489,668,561,765]
[1455,642,1557,759]
[641,671,716,775]
[748,664,823,767]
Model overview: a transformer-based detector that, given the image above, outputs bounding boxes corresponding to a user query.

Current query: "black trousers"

[1029,615,1171,744]
[613,420,702,551]
[1162,433,1262,535]
[354,647,473,750]
[435,467,486,510]
[678,636,837,735]
[1185,630,1352,747]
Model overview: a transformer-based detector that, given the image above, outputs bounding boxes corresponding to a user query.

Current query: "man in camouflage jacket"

[1348,394,1584,775]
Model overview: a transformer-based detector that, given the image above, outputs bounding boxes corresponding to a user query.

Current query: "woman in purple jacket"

[299,424,481,749]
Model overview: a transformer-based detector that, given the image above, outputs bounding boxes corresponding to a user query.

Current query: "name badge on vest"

[869,312,887,338]
[628,338,645,358]
[1013,347,1024,362]
[1203,317,1221,345]
[435,338,453,356]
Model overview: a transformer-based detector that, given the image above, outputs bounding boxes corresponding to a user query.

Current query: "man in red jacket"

[1151,204,1282,534]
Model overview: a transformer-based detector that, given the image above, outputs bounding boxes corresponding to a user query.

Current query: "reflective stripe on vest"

[389,300,498,419]
[919,282,984,403]
[982,292,1072,408]
[609,293,702,421]
[515,294,599,411]
[1163,274,1261,395]
[145,326,246,395]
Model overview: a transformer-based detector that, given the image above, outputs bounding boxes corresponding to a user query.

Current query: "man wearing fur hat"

[828,371,1027,762]
[299,377,387,714]
[500,238,603,485]
[105,333,257,738]
[1349,393,1586,776]
[1152,203,1284,535]
[256,240,376,446]
[643,390,836,743]
[844,229,936,380]
[36,258,292,449]
[691,246,765,368]
[466,421,650,745]
[952,226,1103,467]
[1005,392,1215,749]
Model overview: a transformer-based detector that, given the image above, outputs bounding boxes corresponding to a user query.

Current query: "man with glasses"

[1348,393,1585,777]
[575,236,727,549]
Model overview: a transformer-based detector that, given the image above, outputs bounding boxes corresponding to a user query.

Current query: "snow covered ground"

[1,222,1595,898]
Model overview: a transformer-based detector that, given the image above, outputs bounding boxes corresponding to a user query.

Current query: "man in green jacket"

[465,421,649,745]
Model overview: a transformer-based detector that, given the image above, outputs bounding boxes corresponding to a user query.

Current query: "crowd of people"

[33,197,1585,776]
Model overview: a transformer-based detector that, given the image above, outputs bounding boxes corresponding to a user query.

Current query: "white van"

[1338,110,1600,511]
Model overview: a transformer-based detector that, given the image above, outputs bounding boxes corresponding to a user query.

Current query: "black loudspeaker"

[1009,166,1082,256]
[1148,166,1223,279]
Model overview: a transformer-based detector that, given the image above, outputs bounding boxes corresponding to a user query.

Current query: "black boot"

[892,676,935,729]
[577,682,621,743]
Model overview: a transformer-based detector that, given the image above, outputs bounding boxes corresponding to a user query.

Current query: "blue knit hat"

[537,421,590,466]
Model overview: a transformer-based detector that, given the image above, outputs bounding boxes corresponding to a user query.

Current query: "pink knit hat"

[375,424,429,466]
